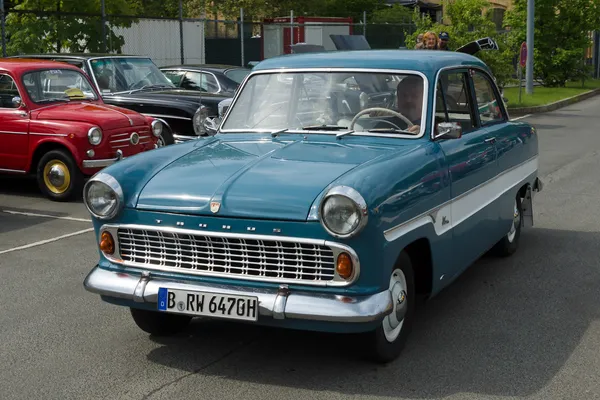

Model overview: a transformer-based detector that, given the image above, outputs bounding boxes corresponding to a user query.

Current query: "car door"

[432,68,499,273]
[0,73,30,172]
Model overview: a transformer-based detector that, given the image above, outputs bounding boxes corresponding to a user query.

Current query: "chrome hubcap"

[383,269,408,343]
[507,199,520,242]
[47,165,66,187]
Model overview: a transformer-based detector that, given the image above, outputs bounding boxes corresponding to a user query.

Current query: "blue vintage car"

[82,49,543,363]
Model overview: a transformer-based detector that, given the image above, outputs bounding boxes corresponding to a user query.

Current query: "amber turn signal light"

[336,252,353,280]
[100,231,115,255]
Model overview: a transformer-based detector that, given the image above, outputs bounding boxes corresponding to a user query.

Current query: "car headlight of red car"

[151,120,163,137]
[88,127,103,145]
[83,173,124,220]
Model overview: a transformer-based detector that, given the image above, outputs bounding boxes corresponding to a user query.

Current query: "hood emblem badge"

[210,201,221,213]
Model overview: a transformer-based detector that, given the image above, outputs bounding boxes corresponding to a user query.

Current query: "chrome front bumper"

[82,149,124,169]
[83,266,393,323]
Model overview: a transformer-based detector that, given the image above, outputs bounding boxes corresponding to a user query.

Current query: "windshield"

[22,68,98,104]
[89,57,175,94]
[224,68,251,84]
[220,71,426,135]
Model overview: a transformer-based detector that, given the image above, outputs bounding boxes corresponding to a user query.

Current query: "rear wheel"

[36,149,83,202]
[492,194,523,257]
[130,308,192,336]
[362,251,415,363]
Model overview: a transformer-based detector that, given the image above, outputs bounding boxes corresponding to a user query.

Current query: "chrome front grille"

[116,227,338,283]
[109,128,152,149]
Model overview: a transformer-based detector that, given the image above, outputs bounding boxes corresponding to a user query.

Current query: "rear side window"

[224,68,250,84]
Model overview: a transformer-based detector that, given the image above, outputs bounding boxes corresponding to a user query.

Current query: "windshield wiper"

[367,128,414,134]
[36,98,70,104]
[127,84,173,94]
[301,124,348,131]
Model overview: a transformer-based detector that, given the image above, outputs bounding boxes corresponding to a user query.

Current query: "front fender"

[27,136,82,173]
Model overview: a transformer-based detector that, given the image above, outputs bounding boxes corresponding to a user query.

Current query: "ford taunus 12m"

[0,59,164,201]
[82,50,543,362]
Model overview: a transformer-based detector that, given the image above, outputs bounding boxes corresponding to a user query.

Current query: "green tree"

[371,4,413,24]
[5,0,137,54]
[504,0,600,87]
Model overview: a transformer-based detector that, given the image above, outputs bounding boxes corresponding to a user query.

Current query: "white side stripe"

[384,156,538,242]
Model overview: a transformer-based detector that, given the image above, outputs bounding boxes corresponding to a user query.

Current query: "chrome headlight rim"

[318,186,368,239]
[83,172,124,220]
[151,119,163,137]
[87,126,102,146]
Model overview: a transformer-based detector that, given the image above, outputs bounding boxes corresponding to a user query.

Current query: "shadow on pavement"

[144,227,599,398]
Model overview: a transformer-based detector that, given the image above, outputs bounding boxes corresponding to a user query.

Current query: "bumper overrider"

[83,266,394,323]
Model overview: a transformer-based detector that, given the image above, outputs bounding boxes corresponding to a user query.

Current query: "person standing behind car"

[422,31,439,50]
[439,31,450,50]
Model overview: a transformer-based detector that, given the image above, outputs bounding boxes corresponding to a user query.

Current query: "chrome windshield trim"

[99,223,361,287]
[218,67,430,140]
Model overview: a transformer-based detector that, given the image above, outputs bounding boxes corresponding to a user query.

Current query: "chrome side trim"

[0,131,27,135]
[99,223,361,287]
[83,266,392,323]
[142,113,192,121]
[218,67,429,140]
[0,168,26,174]
[30,132,68,137]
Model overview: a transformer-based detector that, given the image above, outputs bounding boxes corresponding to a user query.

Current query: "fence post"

[290,10,294,47]
[0,0,6,57]
[179,0,184,64]
[101,0,106,53]
[363,11,367,37]
[240,8,245,67]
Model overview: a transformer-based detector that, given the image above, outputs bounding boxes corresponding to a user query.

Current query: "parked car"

[0,59,162,201]
[82,49,543,363]
[160,64,251,96]
[9,54,232,144]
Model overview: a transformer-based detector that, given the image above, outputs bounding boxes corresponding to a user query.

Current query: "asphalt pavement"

[1,97,600,400]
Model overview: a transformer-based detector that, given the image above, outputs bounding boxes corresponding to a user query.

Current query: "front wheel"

[362,251,415,363]
[130,308,192,336]
[36,149,84,202]
[157,129,175,147]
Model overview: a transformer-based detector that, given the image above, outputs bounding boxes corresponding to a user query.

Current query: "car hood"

[33,102,148,130]
[135,136,402,221]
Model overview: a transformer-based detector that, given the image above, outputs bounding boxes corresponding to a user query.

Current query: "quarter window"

[434,70,476,135]
[472,71,504,125]
[0,74,20,109]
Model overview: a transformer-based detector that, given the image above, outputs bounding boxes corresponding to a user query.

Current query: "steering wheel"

[349,107,414,131]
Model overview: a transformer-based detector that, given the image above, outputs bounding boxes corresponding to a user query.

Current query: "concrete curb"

[507,87,600,116]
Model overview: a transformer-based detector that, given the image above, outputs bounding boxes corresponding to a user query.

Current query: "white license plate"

[157,288,258,321]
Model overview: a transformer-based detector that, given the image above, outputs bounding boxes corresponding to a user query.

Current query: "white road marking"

[510,114,532,121]
[0,228,94,255]
[2,209,91,223]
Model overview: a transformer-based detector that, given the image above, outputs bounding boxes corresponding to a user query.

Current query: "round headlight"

[319,186,368,238]
[83,173,123,220]
[88,127,102,145]
[151,120,163,137]
[193,106,208,136]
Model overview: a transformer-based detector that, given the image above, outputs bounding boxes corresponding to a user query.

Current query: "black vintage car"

[10,54,232,145]
[160,64,250,97]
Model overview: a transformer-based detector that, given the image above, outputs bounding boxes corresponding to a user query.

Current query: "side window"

[181,72,202,91]
[472,70,504,125]
[203,73,219,93]
[163,70,184,87]
[434,70,476,136]
[0,74,20,109]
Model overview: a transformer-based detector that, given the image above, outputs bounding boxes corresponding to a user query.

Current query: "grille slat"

[117,228,337,283]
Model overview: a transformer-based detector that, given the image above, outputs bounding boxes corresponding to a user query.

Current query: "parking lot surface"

[1,97,600,399]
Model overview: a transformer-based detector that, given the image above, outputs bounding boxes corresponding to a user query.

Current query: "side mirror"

[503,97,509,104]
[203,117,220,136]
[12,96,23,108]
[436,122,462,139]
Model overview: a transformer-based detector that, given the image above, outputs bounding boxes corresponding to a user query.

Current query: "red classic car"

[0,59,164,201]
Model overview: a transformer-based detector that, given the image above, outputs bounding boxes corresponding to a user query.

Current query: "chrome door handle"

[484,137,496,144]
[18,111,28,117]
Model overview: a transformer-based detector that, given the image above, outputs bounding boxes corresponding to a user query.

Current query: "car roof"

[0,58,84,74]
[160,64,248,72]
[251,49,488,74]
[9,53,148,60]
